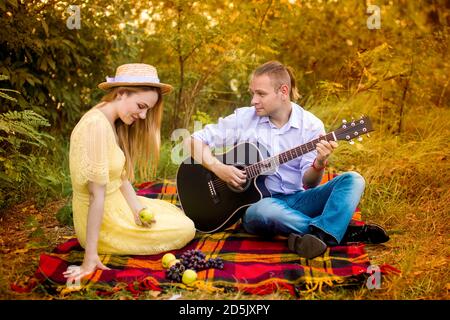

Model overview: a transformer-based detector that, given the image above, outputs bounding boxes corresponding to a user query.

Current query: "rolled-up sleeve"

[191,110,241,149]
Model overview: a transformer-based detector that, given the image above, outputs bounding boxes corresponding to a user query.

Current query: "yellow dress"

[69,108,195,255]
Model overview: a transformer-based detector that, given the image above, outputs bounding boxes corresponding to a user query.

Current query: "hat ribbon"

[106,75,161,83]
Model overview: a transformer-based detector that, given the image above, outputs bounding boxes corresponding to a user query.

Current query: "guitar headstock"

[333,116,374,142]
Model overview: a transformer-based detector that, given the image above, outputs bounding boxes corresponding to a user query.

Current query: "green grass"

[311,101,450,300]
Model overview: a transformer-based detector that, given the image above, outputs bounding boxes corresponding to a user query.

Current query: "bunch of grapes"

[206,257,224,270]
[180,249,224,271]
[165,249,224,282]
[166,261,185,282]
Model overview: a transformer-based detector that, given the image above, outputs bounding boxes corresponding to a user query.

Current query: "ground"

[0,198,448,300]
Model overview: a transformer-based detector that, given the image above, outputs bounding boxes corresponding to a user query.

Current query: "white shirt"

[191,102,325,194]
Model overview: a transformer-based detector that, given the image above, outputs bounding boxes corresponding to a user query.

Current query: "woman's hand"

[63,254,111,282]
[134,211,155,228]
[120,180,156,227]
[134,206,156,228]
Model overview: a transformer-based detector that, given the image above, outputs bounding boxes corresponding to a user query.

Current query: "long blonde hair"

[101,86,163,182]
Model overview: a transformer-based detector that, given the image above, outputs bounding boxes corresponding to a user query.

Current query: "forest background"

[0,0,449,300]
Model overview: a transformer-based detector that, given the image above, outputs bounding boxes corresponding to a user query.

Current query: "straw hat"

[98,63,173,94]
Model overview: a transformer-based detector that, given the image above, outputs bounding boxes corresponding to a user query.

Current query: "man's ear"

[280,84,290,99]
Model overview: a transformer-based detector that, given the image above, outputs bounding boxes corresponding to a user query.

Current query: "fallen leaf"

[58,285,83,297]
[25,241,49,250]
[148,290,161,298]
[12,248,29,254]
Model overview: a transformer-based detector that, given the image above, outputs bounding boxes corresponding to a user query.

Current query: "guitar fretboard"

[244,132,335,178]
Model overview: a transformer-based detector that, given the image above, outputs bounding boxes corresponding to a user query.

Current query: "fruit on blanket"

[168,259,180,268]
[182,269,197,285]
[164,249,224,283]
[166,262,185,282]
[162,253,176,269]
[139,208,155,223]
[180,249,224,271]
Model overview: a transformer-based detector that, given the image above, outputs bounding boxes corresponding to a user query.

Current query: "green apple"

[139,208,154,223]
[162,253,176,269]
[182,269,197,286]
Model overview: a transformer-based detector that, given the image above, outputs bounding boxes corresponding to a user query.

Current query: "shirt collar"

[258,102,301,129]
[288,102,301,129]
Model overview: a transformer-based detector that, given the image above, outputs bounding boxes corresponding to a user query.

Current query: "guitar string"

[210,166,257,190]
[211,178,242,190]
[212,179,231,190]
[211,167,259,191]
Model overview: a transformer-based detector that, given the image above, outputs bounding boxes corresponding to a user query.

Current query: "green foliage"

[56,200,73,227]
[0,109,52,145]
[191,110,213,127]
[156,140,180,180]
[1,0,447,136]
[0,76,70,210]
[0,0,145,133]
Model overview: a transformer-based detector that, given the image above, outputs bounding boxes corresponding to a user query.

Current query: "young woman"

[64,64,195,281]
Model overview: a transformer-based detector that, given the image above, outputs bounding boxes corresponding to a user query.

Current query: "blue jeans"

[242,172,365,243]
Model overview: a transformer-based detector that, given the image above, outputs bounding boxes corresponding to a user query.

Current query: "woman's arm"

[85,182,107,258]
[120,179,154,227]
[63,181,110,281]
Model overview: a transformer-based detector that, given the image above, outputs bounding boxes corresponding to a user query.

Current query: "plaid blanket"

[13,172,398,297]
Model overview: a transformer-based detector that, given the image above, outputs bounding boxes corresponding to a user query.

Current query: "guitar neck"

[245,132,336,178]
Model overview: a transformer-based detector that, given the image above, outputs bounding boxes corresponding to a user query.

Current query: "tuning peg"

[358,137,363,142]
[349,140,355,145]
[342,119,347,124]
[367,133,370,138]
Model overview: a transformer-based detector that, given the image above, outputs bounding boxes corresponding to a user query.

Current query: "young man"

[188,61,389,259]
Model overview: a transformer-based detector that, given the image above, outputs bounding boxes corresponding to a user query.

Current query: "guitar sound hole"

[227,164,251,193]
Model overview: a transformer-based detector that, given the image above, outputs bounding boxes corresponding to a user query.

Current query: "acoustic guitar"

[176,116,373,233]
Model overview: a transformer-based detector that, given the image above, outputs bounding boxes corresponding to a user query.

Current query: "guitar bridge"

[207,180,220,204]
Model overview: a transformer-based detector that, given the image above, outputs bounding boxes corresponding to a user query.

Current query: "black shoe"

[343,223,390,244]
[310,226,339,246]
[288,233,327,259]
